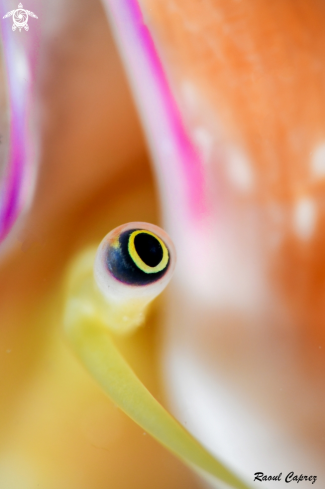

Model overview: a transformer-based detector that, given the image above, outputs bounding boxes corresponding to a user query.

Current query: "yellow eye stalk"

[63,222,251,489]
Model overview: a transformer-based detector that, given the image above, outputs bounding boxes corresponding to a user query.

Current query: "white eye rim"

[94,222,176,302]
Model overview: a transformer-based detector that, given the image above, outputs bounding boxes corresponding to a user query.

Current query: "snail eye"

[128,230,169,273]
[106,227,170,286]
[93,222,176,331]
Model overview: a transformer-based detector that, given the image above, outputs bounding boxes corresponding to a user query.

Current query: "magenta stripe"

[0,0,40,243]
[108,0,207,218]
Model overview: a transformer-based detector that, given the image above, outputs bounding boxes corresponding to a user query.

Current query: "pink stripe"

[0,1,40,242]
[109,0,207,218]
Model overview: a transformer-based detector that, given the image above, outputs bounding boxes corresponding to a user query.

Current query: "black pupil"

[134,233,163,267]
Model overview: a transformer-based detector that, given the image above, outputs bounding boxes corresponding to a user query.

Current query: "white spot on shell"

[226,147,255,192]
[311,143,325,179]
[293,197,317,240]
[193,127,213,164]
[181,80,199,112]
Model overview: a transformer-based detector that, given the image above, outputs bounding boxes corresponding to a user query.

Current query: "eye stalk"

[63,222,250,489]
[94,222,176,334]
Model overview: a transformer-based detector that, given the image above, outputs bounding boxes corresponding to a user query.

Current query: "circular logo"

[13,9,28,28]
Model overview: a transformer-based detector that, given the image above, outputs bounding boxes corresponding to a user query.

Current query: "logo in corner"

[3,3,38,32]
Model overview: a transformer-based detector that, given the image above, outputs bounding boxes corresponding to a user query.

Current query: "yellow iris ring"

[128,230,169,274]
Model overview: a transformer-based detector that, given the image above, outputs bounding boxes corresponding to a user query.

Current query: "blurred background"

[0,0,200,487]
[0,0,325,487]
